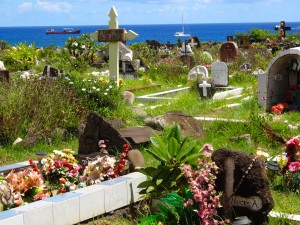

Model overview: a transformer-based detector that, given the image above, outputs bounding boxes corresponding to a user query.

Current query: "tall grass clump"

[0,78,81,144]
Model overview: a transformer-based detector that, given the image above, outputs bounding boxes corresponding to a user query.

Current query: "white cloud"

[36,0,72,13]
[18,2,33,12]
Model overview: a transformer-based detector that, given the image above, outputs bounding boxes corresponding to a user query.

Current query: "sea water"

[0,22,299,48]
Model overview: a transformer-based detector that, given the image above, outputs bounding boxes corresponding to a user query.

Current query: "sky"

[0,0,299,27]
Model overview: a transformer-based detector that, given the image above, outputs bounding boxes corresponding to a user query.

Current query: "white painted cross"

[91,6,138,87]
[199,80,211,97]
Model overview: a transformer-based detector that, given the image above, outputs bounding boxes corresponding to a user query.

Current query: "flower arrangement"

[41,149,82,192]
[80,142,131,185]
[0,144,131,211]
[271,103,288,115]
[268,136,300,193]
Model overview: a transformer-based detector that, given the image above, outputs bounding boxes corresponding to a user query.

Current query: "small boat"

[174,13,190,37]
[46,28,80,34]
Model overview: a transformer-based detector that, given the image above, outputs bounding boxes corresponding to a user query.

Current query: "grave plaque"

[97,29,126,42]
[211,61,228,87]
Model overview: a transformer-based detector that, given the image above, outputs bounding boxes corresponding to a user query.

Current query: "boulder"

[144,110,205,139]
[78,112,129,155]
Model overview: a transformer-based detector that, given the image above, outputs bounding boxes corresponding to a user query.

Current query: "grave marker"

[91,6,138,87]
[220,41,238,62]
[211,61,228,86]
[188,65,208,80]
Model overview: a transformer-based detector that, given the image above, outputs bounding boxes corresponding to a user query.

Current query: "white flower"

[72,42,78,46]
[82,88,86,92]
[104,92,108,95]
[105,89,109,91]
[92,86,96,90]
[96,88,100,91]
[109,85,112,89]
[81,45,86,49]
[65,76,70,80]
[69,82,74,85]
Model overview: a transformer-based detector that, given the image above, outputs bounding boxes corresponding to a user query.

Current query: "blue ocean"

[0,22,299,48]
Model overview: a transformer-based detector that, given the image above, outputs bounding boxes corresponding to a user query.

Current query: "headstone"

[90,6,138,87]
[227,36,234,42]
[188,65,208,80]
[198,80,213,98]
[202,51,213,62]
[180,42,193,56]
[239,62,252,72]
[42,66,59,78]
[242,36,250,48]
[126,149,145,172]
[144,110,205,139]
[78,112,129,155]
[211,61,229,87]
[220,41,238,62]
[180,55,195,69]
[122,91,135,105]
[212,148,274,225]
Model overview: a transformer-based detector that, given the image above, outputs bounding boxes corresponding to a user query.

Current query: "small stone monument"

[239,62,252,72]
[198,80,213,98]
[212,148,274,225]
[91,6,138,87]
[188,65,208,80]
[211,61,229,87]
[220,41,238,62]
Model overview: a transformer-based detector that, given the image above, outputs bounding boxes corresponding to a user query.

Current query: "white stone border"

[0,172,147,225]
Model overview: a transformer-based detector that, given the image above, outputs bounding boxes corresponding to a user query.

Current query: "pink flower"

[286,136,300,149]
[288,162,300,173]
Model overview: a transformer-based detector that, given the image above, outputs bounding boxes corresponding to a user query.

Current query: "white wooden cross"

[199,80,211,97]
[91,6,138,87]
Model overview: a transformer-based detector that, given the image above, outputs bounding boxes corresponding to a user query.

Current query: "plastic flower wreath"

[271,103,288,115]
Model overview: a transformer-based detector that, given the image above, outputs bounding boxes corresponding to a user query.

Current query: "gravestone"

[211,61,229,87]
[198,80,213,99]
[78,112,129,155]
[242,36,250,48]
[42,66,59,78]
[180,55,195,69]
[202,51,213,62]
[188,65,208,80]
[239,62,252,72]
[220,41,238,62]
[212,148,274,225]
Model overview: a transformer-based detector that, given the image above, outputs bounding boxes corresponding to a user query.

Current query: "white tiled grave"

[0,171,147,225]
[135,86,243,102]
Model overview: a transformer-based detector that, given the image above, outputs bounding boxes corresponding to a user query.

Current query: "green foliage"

[130,43,159,65]
[2,42,37,71]
[0,78,80,143]
[139,190,199,225]
[58,73,124,118]
[145,64,189,85]
[137,125,202,198]
[64,34,99,65]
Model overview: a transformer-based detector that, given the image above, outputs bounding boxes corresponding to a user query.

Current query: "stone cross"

[91,6,138,86]
[199,80,211,97]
